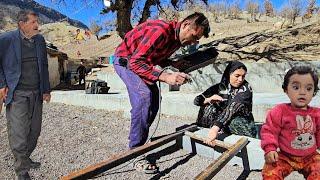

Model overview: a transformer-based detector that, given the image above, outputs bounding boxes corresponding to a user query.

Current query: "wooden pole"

[184,131,232,149]
[60,124,198,180]
[195,137,248,180]
[0,98,3,113]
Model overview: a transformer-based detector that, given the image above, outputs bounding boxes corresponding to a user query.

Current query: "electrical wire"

[95,67,194,178]
[94,75,165,177]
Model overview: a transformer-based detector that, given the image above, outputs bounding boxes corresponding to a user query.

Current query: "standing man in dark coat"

[76,61,87,85]
[0,10,51,180]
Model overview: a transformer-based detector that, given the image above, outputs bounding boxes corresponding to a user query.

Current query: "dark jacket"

[0,29,50,105]
[194,61,254,128]
[76,64,86,77]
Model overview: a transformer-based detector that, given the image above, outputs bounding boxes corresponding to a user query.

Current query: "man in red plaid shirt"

[113,12,210,173]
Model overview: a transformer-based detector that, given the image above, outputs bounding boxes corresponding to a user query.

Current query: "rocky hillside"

[207,21,320,62]
[58,11,320,62]
[2,1,320,63]
[40,22,88,46]
[0,0,87,31]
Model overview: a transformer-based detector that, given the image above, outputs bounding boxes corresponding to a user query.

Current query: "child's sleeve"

[260,106,282,154]
[315,110,320,148]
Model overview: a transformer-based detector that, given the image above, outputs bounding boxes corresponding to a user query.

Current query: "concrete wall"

[181,128,265,170]
[96,71,126,92]
[48,55,60,88]
[98,61,320,93]
[181,60,320,93]
[94,61,320,123]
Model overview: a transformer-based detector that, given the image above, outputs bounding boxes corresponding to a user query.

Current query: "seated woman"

[194,61,257,146]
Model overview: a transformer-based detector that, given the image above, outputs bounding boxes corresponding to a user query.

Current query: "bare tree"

[279,0,304,25]
[246,0,259,23]
[158,5,179,21]
[219,0,229,18]
[90,20,102,40]
[104,19,116,33]
[52,0,208,39]
[288,0,303,25]
[318,7,320,22]
[185,1,208,12]
[264,0,274,17]
[280,5,291,19]
[302,0,316,22]
[209,1,227,22]
[228,1,241,20]
[101,0,209,39]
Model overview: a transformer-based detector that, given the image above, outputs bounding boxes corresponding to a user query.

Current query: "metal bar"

[60,124,198,180]
[195,137,249,180]
[237,145,251,179]
[184,131,232,149]
[240,145,250,172]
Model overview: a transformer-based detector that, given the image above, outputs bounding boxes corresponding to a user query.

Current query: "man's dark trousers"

[6,90,42,175]
[114,58,159,149]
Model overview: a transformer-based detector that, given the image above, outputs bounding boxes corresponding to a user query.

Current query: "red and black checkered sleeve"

[129,28,168,84]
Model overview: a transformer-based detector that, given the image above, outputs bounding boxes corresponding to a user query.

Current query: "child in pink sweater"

[261,66,320,180]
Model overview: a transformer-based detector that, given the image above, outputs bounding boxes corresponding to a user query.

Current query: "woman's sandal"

[133,157,159,174]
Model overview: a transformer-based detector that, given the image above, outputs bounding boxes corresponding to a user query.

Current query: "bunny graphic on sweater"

[291,115,315,149]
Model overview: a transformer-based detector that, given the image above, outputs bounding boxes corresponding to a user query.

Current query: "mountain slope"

[0,0,88,31]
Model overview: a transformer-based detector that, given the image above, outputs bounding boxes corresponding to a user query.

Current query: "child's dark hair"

[282,66,319,96]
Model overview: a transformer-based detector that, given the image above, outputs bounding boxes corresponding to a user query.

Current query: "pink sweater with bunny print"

[261,103,320,157]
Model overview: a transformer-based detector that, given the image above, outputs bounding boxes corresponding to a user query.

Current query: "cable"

[97,67,192,177]
[147,67,193,141]
[146,66,174,142]
[96,76,164,177]
[146,81,162,142]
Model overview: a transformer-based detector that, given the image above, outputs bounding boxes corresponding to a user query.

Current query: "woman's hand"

[265,151,278,164]
[203,95,224,105]
[204,125,220,147]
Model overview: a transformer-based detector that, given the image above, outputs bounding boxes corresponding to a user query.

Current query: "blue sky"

[34,0,319,28]
[34,0,109,27]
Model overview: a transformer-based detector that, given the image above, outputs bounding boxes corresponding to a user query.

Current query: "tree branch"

[139,0,156,24]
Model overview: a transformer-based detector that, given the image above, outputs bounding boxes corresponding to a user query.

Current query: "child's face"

[285,73,314,109]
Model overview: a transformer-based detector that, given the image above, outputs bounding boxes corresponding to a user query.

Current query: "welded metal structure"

[170,47,219,73]
[61,124,250,180]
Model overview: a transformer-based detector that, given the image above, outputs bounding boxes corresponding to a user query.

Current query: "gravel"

[0,103,304,180]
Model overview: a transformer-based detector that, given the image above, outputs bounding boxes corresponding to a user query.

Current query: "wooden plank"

[60,124,198,180]
[195,137,248,180]
[184,131,232,149]
[0,98,3,113]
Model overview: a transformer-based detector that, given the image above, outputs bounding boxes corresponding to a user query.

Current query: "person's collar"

[19,29,35,43]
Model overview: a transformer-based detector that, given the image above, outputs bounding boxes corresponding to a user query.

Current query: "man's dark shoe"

[17,172,31,180]
[30,161,41,169]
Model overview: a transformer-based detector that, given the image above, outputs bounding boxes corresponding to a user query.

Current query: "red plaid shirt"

[115,20,181,84]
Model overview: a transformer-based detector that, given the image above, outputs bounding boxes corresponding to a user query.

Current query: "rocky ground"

[0,103,305,180]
